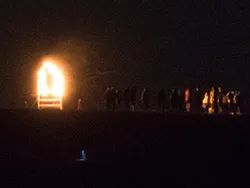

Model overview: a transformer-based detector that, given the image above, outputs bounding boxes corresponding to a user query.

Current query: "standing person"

[214,88,219,114]
[158,88,166,113]
[235,91,242,115]
[141,88,150,110]
[209,87,215,114]
[227,90,235,115]
[110,87,117,112]
[202,92,209,114]
[24,101,29,109]
[105,87,111,111]
[124,87,131,111]
[222,90,228,114]
[194,88,202,113]
[130,87,137,111]
[217,87,224,113]
[77,97,84,111]
[184,88,191,113]
[170,89,178,112]
[115,89,122,110]
[177,89,183,113]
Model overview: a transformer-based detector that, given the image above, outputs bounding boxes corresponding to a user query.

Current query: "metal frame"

[37,95,63,110]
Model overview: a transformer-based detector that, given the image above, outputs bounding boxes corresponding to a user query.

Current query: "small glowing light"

[81,150,86,161]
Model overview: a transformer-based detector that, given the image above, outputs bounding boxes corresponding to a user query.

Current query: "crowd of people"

[87,86,245,115]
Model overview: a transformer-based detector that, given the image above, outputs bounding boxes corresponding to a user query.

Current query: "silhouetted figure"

[105,87,111,111]
[208,87,215,114]
[158,88,166,113]
[217,87,224,113]
[110,87,117,112]
[177,89,183,112]
[170,89,178,112]
[77,97,84,111]
[214,89,219,114]
[184,88,191,112]
[227,90,235,115]
[81,150,87,161]
[222,91,228,113]
[235,91,241,115]
[193,88,202,113]
[124,87,131,111]
[240,92,247,114]
[202,91,209,114]
[141,88,150,110]
[116,90,122,106]
[24,101,28,109]
[113,89,122,111]
[246,92,250,114]
[130,88,137,111]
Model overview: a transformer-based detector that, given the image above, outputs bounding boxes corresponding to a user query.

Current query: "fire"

[37,62,64,97]
[37,62,64,109]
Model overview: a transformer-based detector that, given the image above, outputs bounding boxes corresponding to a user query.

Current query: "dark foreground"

[1,110,250,187]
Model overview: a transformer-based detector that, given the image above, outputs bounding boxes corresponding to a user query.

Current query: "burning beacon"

[37,62,64,110]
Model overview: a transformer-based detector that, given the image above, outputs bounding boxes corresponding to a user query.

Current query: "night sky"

[1,1,250,108]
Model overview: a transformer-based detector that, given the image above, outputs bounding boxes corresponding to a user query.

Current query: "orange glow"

[202,92,208,106]
[37,62,64,97]
[37,62,64,109]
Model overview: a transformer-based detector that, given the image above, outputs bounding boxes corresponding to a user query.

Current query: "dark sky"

[1,0,250,108]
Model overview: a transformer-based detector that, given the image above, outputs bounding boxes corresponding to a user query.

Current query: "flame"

[37,62,64,97]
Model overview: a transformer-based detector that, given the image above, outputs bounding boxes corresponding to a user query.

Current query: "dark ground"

[1,110,250,187]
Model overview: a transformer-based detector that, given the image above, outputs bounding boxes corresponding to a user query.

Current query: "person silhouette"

[158,88,166,113]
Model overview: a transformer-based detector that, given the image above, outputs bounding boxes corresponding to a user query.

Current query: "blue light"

[81,150,86,161]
